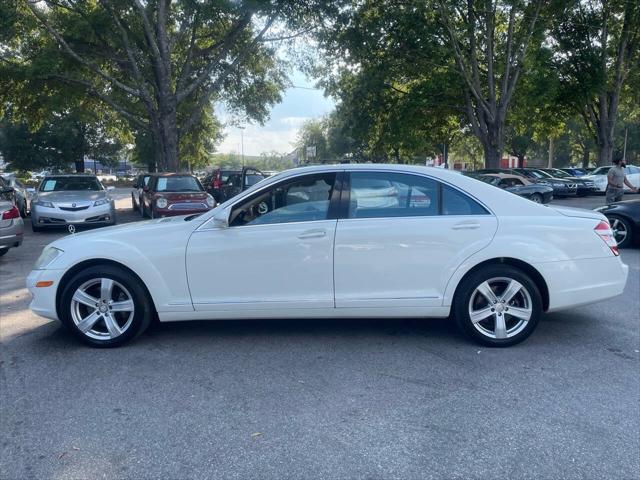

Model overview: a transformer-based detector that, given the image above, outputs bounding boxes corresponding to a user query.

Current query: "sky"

[215,70,335,157]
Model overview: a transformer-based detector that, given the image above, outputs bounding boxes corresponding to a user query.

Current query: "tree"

[552,0,640,165]
[5,1,333,171]
[312,0,466,163]
[437,0,548,168]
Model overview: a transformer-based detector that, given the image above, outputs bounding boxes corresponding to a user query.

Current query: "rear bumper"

[0,218,24,249]
[535,256,629,312]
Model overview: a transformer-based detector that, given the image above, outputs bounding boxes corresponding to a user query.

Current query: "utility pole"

[623,127,628,162]
[239,126,246,167]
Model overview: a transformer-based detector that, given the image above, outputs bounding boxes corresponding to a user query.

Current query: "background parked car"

[469,173,554,203]
[539,168,596,196]
[203,167,266,203]
[140,173,214,218]
[0,199,24,257]
[560,167,588,177]
[1,174,30,217]
[30,174,116,231]
[595,199,640,248]
[510,168,579,197]
[131,173,150,212]
[582,165,640,193]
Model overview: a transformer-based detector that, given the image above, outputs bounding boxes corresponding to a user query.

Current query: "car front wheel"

[453,265,542,347]
[59,265,153,347]
[530,193,543,204]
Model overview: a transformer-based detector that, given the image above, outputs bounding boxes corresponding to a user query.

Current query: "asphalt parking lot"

[1,192,639,479]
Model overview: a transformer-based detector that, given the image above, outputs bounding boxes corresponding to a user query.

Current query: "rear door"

[334,170,498,308]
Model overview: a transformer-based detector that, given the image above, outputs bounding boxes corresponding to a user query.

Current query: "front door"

[334,171,498,308]
[186,172,340,312]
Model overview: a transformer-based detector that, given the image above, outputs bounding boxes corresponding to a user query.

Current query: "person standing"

[606,158,638,203]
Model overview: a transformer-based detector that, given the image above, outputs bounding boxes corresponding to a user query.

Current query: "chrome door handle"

[452,222,480,230]
[298,229,326,239]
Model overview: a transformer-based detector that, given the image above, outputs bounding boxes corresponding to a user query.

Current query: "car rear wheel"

[530,193,543,203]
[608,215,633,248]
[453,265,542,347]
[59,265,153,347]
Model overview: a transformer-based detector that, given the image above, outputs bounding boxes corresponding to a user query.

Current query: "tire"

[141,202,147,218]
[131,193,138,212]
[607,215,633,248]
[19,200,27,218]
[59,265,154,347]
[0,249,7,257]
[530,193,543,204]
[453,265,542,347]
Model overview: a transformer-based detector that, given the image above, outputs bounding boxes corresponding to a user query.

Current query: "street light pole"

[239,126,245,167]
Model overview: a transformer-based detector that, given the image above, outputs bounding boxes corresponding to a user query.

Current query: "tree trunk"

[516,154,525,168]
[482,122,504,169]
[74,158,85,173]
[160,102,179,172]
[581,145,590,169]
[547,137,554,168]
[597,139,613,167]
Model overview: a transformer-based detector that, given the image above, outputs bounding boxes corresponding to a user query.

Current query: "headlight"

[206,195,215,207]
[156,197,168,208]
[94,198,109,206]
[35,200,54,208]
[553,183,564,187]
[34,246,64,270]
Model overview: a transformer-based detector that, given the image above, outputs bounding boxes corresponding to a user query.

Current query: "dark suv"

[203,167,266,203]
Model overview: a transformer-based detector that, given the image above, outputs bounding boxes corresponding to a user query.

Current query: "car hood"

[36,191,107,203]
[548,205,606,221]
[581,174,605,181]
[49,214,209,250]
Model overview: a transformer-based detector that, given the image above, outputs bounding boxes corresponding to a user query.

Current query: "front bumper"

[0,218,24,249]
[31,202,115,227]
[536,256,629,312]
[26,268,66,321]
[154,206,212,217]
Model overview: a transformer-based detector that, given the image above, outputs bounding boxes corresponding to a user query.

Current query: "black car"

[203,166,266,203]
[595,199,640,248]
[510,168,579,197]
[540,168,596,196]
[468,173,554,203]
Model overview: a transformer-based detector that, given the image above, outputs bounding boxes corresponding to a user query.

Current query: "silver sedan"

[31,174,116,232]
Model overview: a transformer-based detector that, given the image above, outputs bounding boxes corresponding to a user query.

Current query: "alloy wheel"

[468,277,533,340]
[70,278,135,340]
[610,218,628,246]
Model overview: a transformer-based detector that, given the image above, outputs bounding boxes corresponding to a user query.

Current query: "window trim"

[226,171,342,228]
[341,170,492,220]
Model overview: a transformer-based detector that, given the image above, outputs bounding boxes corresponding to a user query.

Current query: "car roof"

[43,174,98,178]
[148,172,196,177]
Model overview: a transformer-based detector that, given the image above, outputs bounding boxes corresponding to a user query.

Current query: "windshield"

[155,175,203,192]
[476,175,500,186]
[548,169,570,178]
[40,176,103,192]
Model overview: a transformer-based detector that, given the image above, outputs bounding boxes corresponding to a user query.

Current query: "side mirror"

[212,209,230,229]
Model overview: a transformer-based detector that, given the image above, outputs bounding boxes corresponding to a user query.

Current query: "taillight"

[213,177,222,189]
[1,206,20,220]
[594,220,619,256]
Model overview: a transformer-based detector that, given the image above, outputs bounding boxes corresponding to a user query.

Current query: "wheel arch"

[450,257,550,312]
[56,258,157,320]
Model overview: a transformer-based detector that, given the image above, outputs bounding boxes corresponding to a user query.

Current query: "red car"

[140,173,215,218]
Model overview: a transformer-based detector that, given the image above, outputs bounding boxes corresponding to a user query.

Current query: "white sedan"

[582,165,640,193]
[27,165,629,348]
